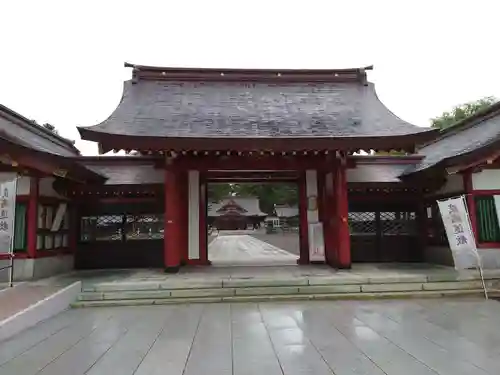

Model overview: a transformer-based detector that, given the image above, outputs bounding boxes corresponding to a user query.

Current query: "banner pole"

[8,254,14,288]
[461,195,488,300]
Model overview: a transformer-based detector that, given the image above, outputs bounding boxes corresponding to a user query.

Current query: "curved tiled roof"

[80,80,431,139]
[402,102,500,175]
[78,65,436,151]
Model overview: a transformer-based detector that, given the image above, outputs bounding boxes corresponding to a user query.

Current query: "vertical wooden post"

[415,194,428,262]
[68,203,78,254]
[26,177,39,258]
[335,163,351,269]
[298,171,309,265]
[164,169,181,273]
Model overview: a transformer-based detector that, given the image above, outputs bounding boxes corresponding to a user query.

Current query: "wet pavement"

[2,298,500,374]
[208,233,298,266]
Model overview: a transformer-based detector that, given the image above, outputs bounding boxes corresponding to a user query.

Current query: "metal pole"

[8,254,14,287]
[461,195,488,300]
[476,252,489,300]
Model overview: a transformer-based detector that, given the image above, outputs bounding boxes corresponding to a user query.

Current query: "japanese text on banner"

[0,174,17,254]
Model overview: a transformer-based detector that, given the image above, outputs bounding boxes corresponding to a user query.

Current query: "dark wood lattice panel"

[380,211,417,235]
[348,212,376,234]
[125,214,164,240]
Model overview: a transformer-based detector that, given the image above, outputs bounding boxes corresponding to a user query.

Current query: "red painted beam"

[26,177,38,258]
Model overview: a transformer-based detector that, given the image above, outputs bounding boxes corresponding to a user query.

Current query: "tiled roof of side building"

[78,156,162,185]
[78,64,437,150]
[0,104,80,156]
[402,101,500,175]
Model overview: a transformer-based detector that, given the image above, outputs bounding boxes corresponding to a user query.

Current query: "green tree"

[42,123,59,134]
[232,183,298,214]
[207,183,233,202]
[431,96,497,130]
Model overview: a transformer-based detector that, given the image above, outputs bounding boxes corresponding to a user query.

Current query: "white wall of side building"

[472,169,500,190]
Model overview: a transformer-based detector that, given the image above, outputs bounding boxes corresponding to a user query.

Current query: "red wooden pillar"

[462,171,478,240]
[297,171,309,265]
[164,169,182,273]
[335,163,351,269]
[26,177,39,258]
[323,171,337,268]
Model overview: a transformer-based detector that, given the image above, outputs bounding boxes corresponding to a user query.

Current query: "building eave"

[78,128,437,154]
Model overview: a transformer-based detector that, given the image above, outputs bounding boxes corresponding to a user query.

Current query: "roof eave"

[78,128,438,153]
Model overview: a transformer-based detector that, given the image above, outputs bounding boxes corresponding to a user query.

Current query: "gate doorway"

[205,178,301,266]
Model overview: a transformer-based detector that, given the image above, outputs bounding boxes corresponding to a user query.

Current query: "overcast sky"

[1,0,499,155]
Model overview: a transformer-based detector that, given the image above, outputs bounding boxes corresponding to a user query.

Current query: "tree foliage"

[431,96,497,130]
[207,183,298,214]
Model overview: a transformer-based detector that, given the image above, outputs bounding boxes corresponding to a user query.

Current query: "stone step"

[75,279,497,307]
[72,288,495,308]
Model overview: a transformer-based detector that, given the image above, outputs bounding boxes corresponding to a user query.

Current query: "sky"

[1,0,499,155]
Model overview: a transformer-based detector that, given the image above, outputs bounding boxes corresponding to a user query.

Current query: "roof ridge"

[0,103,79,154]
[417,101,500,149]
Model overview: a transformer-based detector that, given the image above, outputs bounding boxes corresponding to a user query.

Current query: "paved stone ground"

[2,298,500,374]
[249,232,300,256]
[208,234,298,266]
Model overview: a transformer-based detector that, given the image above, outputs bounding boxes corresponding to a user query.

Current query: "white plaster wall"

[424,245,500,269]
[0,255,74,281]
[305,170,319,224]
[0,258,34,281]
[0,173,30,195]
[472,169,500,190]
[306,170,325,261]
[39,177,66,198]
[32,255,74,279]
[188,170,200,260]
[432,173,464,196]
[16,176,30,195]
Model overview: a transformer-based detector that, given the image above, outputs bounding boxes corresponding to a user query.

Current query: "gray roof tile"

[404,109,500,175]
[0,104,79,157]
[81,80,432,139]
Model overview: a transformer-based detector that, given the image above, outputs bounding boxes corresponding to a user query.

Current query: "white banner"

[0,173,17,254]
[437,196,478,270]
[493,195,500,232]
[308,222,325,262]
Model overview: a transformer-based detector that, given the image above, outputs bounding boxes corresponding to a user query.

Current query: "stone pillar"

[26,177,38,258]
[164,169,182,273]
[334,163,351,269]
[297,171,309,264]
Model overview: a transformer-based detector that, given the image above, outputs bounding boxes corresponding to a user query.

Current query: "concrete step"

[72,289,493,308]
[73,278,498,307]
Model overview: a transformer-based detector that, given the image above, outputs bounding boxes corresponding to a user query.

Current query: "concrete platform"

[72,264,500,307]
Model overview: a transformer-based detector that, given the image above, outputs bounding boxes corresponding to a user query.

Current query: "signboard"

[51,203,67,232]
[437,196,478,270]
[0,173,17,254]
[308,222,325,262]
